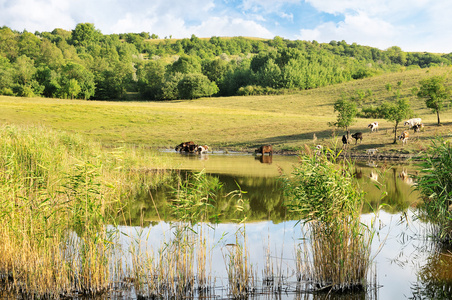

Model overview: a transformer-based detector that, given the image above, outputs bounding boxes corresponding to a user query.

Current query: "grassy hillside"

[1,67,452,155]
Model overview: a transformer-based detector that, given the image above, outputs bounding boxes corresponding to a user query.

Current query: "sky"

[1,0,452,53]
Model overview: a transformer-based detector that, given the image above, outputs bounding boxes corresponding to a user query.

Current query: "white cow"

[197,145,209,154]
[404,118,422,127]
[368,122,379,132]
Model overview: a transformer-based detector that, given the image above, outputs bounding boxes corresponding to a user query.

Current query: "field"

[1,67,452,155]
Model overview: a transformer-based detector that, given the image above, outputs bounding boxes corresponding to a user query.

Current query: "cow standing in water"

[175,141,198,153]
[255,145,273,155]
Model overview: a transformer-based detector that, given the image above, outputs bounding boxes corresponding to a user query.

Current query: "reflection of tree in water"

[121,166,420,226]
[120,172,287,226]
[411,245,452,299]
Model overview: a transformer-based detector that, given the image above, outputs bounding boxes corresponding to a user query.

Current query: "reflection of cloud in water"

[113,210,434,299]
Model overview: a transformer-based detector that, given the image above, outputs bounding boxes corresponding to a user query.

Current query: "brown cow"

[176,141,199,153]
[175,141,195,152]
[255,145,273,155]
[398,131,409,145]
[351,132,363,144]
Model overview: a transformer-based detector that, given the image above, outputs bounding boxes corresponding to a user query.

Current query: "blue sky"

[1,0,452,53]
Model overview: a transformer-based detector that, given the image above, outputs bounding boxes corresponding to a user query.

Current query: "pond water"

[118,151,452,299]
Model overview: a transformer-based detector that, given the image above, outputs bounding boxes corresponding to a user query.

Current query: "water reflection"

[411,245,452,299]
[107,153,452,299]
[125,154,420,225]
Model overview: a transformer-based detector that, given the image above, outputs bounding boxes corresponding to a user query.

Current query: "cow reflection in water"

[255,155,272,164]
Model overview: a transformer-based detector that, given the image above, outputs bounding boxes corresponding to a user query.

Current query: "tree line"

[1,23,452,101]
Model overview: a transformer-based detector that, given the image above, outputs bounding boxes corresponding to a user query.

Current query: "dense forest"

[1,23,452,101]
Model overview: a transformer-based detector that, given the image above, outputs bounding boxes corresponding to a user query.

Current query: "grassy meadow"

[0,67,451,153]
[2,67,452,155]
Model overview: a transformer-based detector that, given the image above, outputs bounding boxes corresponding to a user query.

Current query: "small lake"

[118,151,452,299]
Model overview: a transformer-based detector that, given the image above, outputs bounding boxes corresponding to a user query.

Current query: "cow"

[412,123,424,133]
[368,122,379,132]
[404,118,422,128]
[255,145,273,155]
[351,132,363,144]
[186,143,198,153]
[175,141,195,152]
[342,135,348,148]
[197,145,209,154]
[398,131,409,145]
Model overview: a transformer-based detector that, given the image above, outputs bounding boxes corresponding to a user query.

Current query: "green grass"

[1,67,452,154]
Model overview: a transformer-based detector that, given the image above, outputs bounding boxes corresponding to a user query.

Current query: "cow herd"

[175,141,273,156]
[342,118,424,149]
[175,141,209,154]
[175,118,424,159]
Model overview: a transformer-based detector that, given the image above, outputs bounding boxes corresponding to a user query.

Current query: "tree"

[167,55,202,74]
[61,62,95,99]
[417,75,451,125]
[65,78,81,99]
[177,73,219,99]
[381,97,412,143]
[330,95,358,141]
[72,23,101,47]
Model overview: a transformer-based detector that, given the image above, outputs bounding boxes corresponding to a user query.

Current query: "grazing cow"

[404,118,422,128]
[342,135,348,147]
[368,122,379,132]
[351,132,363,144]
[175,141,195,152]
[255,145,273,155]
[197,145,209,154]
[412,123,424,133]
[398,131,409,145]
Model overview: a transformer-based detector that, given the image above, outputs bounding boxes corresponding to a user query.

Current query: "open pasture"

[1,67,452,155]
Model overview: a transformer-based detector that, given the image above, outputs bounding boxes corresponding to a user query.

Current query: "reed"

[283,146,374,293]
[0,124,171,298]
[415,138,452,243]
[127,170,222,299]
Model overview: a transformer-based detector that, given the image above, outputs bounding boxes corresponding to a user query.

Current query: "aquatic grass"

[415,138,452,243]
[283,147,375,293]
[0,124,173,298]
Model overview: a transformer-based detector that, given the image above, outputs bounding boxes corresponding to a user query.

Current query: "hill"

[1,66,451,157]
[2,23,452,103]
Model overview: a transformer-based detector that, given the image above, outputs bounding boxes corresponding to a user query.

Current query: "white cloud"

[299,0,452,52]
[299,11,395,48]
[187,16,274,38]
[2,0,452,52]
